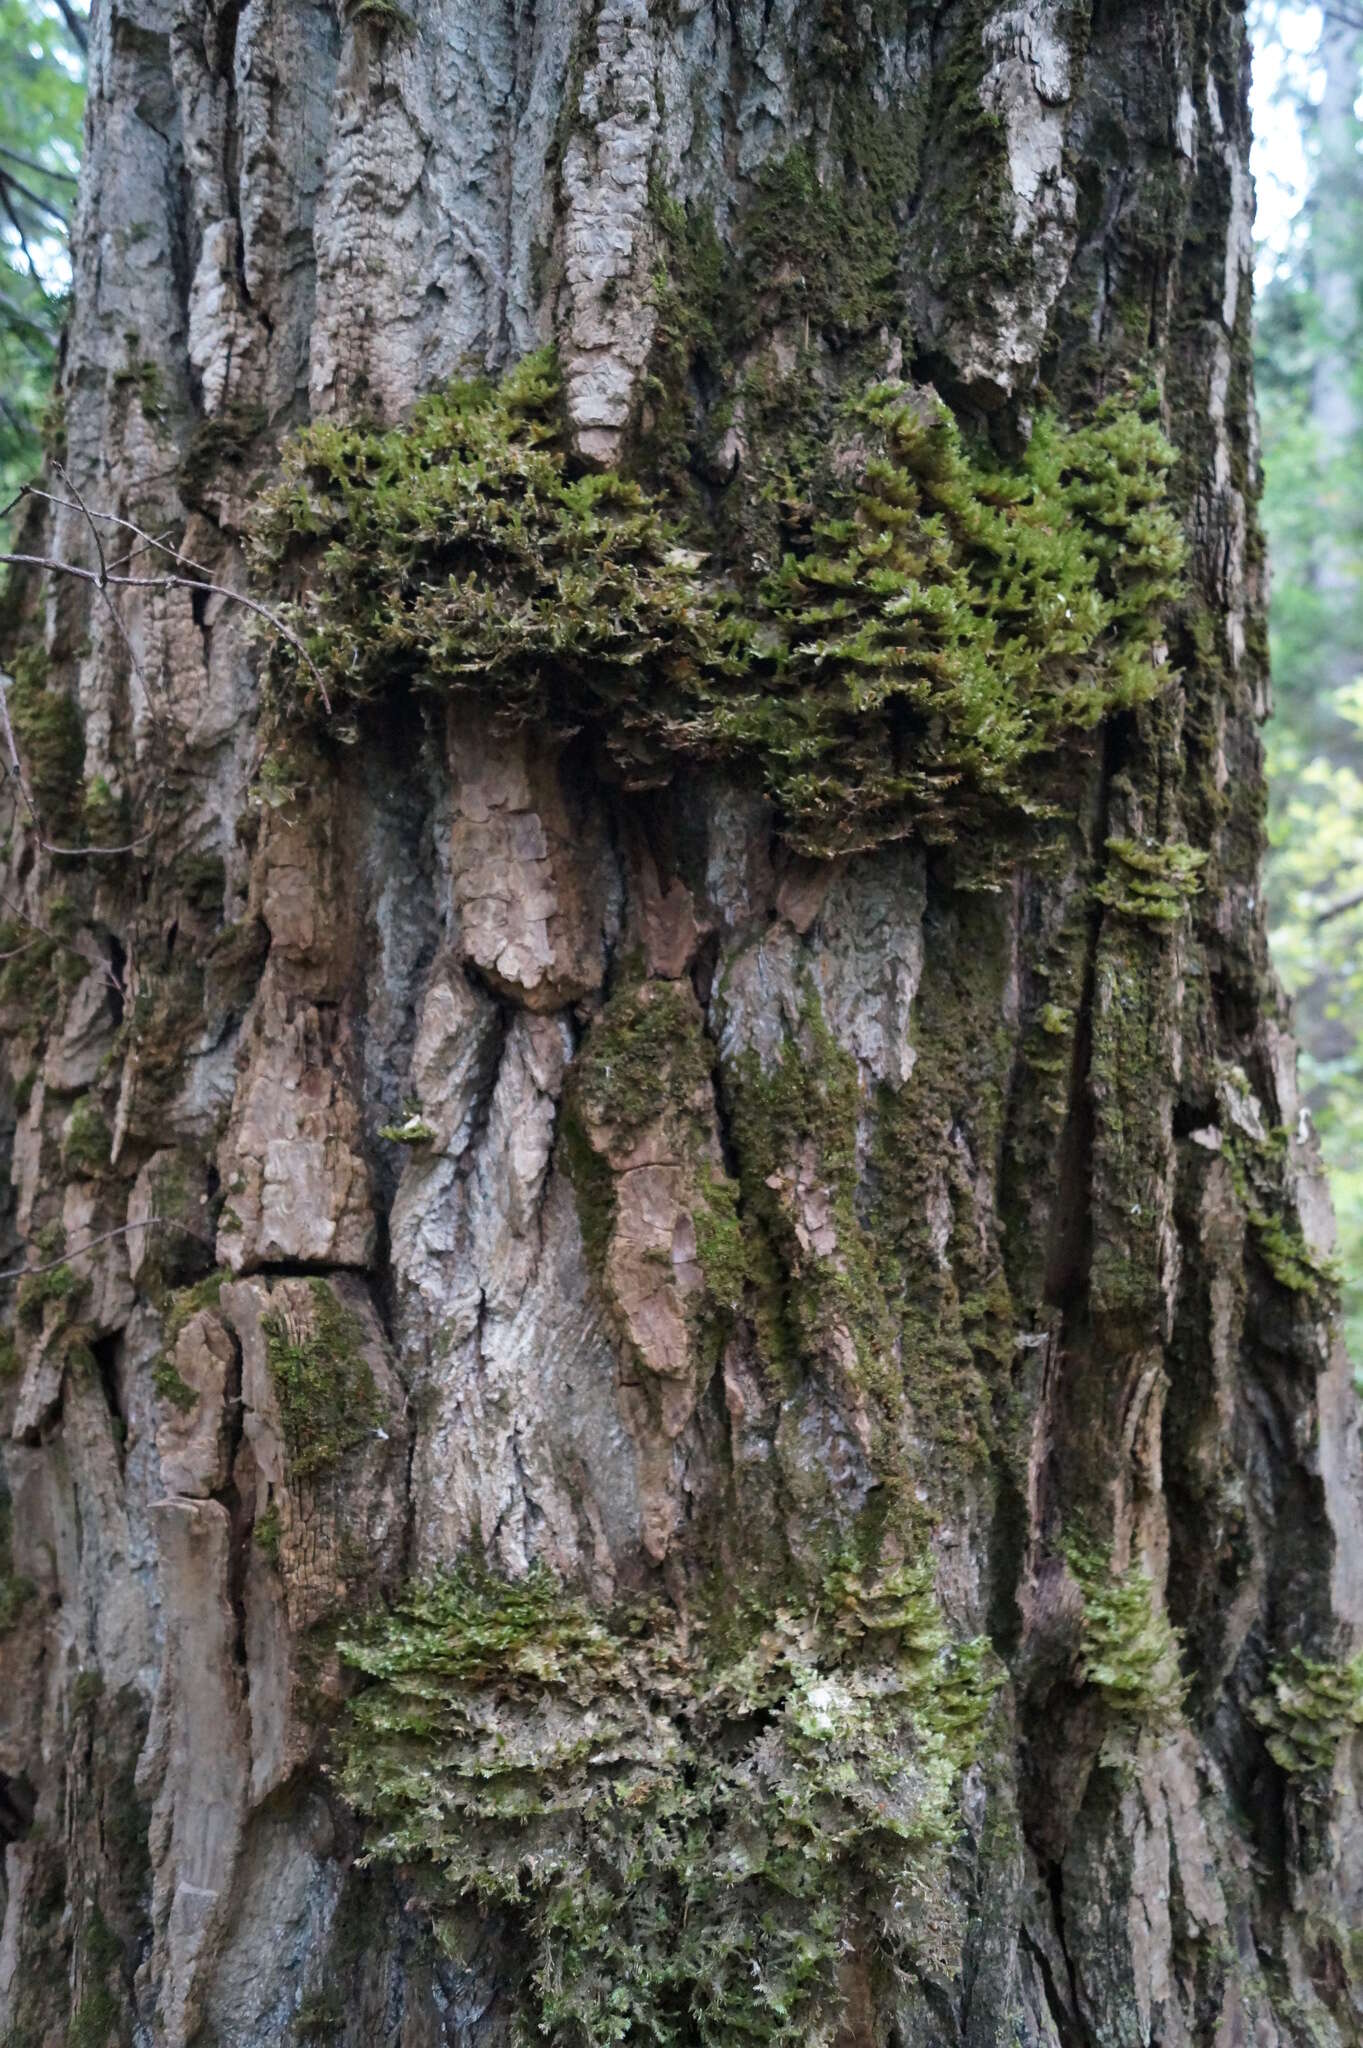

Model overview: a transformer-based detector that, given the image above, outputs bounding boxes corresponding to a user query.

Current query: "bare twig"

[0,888,122,996]
[1313,886,1363,928]
[0,1216,217,1288]
[0,165,69,231]
[0,177,44,284]
[1,546,331,711]
[0,145,77,187]
[51,0,89,54]
[53,460,107,587]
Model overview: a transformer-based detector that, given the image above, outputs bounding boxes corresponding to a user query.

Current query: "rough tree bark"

[0,1,1361,2044]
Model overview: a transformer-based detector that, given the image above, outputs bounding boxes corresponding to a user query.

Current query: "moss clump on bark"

[1095,835,1208,927]
[254,356,1184,857]
[150,1358,197,1413]
[7,647,85,833]
[723,994,895,1408]
[1216,1068,1338,1305]
[0,1499,35,1633]
[1069,1546,1186,1727]
[262,1279,380,1480]
[335,1556,996,2045]
[1252,1648,1363,1783]
[60,1094,112,1177]
[562,976,746,1351]
[161,1270,225,1343]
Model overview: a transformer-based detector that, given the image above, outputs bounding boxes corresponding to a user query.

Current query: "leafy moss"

[16,1256,82,1330]
[1217,1071,1339,1305]
[8,645,84,831]
[254,1502,282,1566]
[255,358,1184,858]
[151,1359,197,1413]
[1095,835,1208,927]
[61,1095,112,1177]
[1068,1545,1186,1727]
[161,1270,225,1345]
[335,1556,997,2045]
[564,976,744,1341]
[262,1280,380,1480]
[0,1499,34,1634]
[1252,1648,1363,1784]
[378,1112,436,1145]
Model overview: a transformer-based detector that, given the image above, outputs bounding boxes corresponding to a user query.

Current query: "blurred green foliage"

[1255,9,1363,1369]
[0,0,86,523]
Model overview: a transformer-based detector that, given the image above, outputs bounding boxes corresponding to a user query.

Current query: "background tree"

[0,3,1361,2046]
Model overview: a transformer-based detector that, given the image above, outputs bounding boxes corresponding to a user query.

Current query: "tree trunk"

[1,2,1361,2044]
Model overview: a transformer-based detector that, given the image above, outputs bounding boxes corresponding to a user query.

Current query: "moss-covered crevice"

[1068,1543,1186,1729]
[334,1555,998,2046]
[1252,1647,1363,1785]
[254,354,1185,859]
[263,1278,381,1480]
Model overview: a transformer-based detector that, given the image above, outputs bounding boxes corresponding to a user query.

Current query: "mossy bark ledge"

[0,1,1361,2044]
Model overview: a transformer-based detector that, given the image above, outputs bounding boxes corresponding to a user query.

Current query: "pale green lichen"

[335,1556,997,2046]
[1252,1648,1363,1783]
[254,356,1184,859]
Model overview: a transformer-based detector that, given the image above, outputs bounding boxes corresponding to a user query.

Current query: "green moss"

[8,646,84,833]
[151,1359,198,1413]
[66,1904,123,2048]
[0,1500,34,1634]
[178,401,268,512]
[1253,1649,1363,1783]
[378,1112,436,1145]
[1217,1071,1338,1305]
[61,1095,112,1177]
[564,977,744,1352]
[254,1502,282,1566]
[71,1669,105,1715]
[16,1257,82,1331]
[343,0,411,27]
[573,977,712,1143]
[262,1280,380,1480]
[867,903,1018,1502]
[724,989,894,1407]
[12,1066,35,1113]
[336,1555,997,2045]
[294,1990,344,2038]
[161,1270,225,1345]
[81,775,128,845]
[175,851,226,917]
[1095,836,1208,927]
[255,358,1184,858]
[112,357,166,424]
[1068,1545,1186,1727]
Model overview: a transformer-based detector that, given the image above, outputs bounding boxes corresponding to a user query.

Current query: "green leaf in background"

[0,0,86,521]
[1255,3,1363,1374]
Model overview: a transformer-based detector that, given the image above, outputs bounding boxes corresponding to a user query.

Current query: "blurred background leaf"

[0,0,86,527]
[1254,2,1363,1373]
